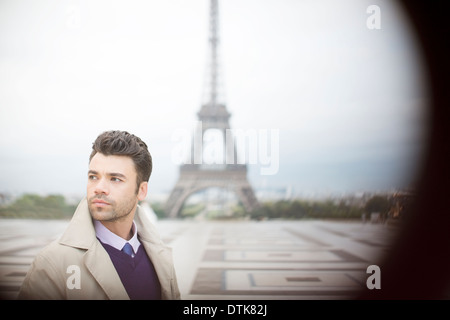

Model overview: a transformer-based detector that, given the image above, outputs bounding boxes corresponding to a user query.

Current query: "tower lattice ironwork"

[165,0,259,218]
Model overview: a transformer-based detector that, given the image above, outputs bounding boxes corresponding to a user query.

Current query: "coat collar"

[59,198,96,249]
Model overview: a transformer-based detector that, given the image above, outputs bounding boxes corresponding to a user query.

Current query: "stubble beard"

[88,195,137,222]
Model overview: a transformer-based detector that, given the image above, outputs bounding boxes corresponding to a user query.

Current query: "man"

[18,130,180,300]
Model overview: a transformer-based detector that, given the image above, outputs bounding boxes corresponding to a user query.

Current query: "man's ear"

[137,181,148,201]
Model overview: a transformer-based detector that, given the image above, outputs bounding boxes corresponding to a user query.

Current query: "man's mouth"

[92,199,110,207]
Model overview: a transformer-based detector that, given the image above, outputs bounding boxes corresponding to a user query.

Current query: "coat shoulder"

[18,239,88,299]
[36,237,86,266]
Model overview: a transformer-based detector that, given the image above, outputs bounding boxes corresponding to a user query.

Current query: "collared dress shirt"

[94,220,141,258]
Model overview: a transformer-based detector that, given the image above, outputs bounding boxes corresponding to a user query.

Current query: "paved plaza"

[0,218,397,300]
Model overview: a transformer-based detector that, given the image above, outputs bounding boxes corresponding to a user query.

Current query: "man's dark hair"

[89,130,152,191]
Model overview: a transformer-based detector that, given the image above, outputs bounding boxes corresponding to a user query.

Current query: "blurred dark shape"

[359,0,450,299]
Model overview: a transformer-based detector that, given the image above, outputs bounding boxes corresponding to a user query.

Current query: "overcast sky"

[0,0,429,199]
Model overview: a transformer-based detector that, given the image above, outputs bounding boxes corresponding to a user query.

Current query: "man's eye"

[88,175,98,180]
[111,178,122,182]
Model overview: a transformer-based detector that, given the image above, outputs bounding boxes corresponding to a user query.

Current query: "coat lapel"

[140,241,173,299]
[135,206,176,300]
[59,198,129,300]
[83,240,129,300]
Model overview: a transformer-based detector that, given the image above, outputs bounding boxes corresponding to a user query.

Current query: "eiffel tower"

[165,0,259,218]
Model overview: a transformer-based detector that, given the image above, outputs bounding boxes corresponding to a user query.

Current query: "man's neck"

[100,215,135,240]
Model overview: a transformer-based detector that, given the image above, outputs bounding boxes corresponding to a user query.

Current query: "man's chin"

[88,206,114,221]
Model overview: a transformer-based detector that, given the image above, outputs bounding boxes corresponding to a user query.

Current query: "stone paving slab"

[169,220,395,299]
[0,219,396,299]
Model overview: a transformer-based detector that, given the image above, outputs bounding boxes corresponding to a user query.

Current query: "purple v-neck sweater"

[99,240,161,300]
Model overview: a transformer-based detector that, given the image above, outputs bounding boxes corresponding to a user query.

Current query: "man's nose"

[94,178,110,195]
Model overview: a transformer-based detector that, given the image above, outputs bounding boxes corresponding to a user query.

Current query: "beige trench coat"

[18,199,181,300]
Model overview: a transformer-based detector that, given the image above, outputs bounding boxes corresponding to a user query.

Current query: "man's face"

[87,153,147,222]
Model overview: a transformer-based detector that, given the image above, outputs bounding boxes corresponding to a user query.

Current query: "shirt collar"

[94,220,141,255]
